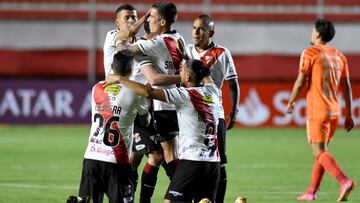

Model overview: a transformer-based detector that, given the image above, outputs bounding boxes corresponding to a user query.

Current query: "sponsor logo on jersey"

[104,85,121,94]
[135,144,146,151]
[203,95,213,104]
[169,190,184,197]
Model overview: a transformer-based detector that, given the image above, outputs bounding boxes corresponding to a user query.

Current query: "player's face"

[310,27,319,45]
[192,18,211,49]
[147,8,163,35]
[180,63,190,85]
[115,10,137,32]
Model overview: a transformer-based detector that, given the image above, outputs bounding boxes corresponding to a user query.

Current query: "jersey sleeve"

[136,96,149,116]
[103,30,118,76]
[299,49,312,75]
[135,55,154,69]
[164,87,190,107]
[137,36,164,57]
[223,48,238,80]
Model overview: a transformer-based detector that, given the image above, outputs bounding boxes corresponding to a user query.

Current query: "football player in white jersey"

[103,5,178,202]
[74,50,151,203]
[103,4,150,77]
[103,59,221,203]
[108,2,184,181]
[187,14,240,203]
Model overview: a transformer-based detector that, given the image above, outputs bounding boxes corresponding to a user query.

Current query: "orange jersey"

[299,44,349,120]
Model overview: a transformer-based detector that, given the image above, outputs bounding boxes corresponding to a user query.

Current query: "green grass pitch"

[0,126,359,203]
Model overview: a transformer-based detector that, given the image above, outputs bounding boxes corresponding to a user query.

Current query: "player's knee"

[148,151,164,166]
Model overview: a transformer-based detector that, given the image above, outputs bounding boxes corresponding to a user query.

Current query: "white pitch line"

[0,183,77,190]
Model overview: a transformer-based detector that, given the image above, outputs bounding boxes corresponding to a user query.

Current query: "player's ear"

[186,74,191,82]
[160,19,166,26]
[209,30,214,38]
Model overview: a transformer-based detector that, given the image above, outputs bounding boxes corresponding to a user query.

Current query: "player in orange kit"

[287,19,355,202]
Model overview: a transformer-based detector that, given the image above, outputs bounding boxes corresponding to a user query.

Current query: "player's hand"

[344,116,354,132]
[226,110,238,130]
[102,74,121,87]
[144,8,151,19]
[286,102,295,114]
[176,38,189,60]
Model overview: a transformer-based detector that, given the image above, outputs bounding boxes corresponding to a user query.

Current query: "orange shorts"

[306,116,339,143]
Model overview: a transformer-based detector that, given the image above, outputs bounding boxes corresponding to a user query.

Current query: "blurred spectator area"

[1,0,360,81]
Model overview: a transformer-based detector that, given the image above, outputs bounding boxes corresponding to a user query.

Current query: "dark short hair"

[315,19,335,43]
[186,59,210,83]
[112,50,134,75]
[196,14,215,31]
[115,4,136,15]
[152,2,177,25]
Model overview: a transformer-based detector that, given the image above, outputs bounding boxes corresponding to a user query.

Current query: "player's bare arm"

[103,75,167,102]
[287,72,306,113]
[340,76,354,132]
[141,65,181,86]
[226,78,240,130]
[115,43,144,56]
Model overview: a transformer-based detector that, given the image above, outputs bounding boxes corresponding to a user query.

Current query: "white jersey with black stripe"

[187,43,238,118]
[137,31,185,111]
[164,83,220,162]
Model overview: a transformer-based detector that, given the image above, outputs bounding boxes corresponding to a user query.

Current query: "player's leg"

[78,159,104,203]
[140,149,163,203]
[194,162,220,203]
[106,163,134,203]
[159,138,178,178]
[154,110,179,179]
[130,150,144,193]
[132,113,160,200]
[300,117,355,201]
[215,118,227,203]
[164,160,203,203]
[297,143,326,201]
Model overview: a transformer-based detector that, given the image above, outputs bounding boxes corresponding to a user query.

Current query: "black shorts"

[78,159,133,203]
[132,114,160,155]
[217,118,227,164]
[153,110,179,142]
[164,160,220,202]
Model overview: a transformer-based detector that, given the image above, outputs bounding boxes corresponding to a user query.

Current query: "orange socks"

[317,151,348,183]
[308,159,325,193]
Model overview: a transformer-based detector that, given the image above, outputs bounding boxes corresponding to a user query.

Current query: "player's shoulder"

[330,46,346,59]
[302,46,321,58]
[106,29,119,37]
[162,30,183,39]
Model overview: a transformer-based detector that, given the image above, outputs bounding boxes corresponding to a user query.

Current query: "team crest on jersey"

[104,85,121,94]
[203,95,213,104]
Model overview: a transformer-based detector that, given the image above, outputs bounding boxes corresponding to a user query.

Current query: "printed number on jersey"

[93,113,121,147]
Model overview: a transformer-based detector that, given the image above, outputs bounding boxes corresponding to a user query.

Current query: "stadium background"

[1,0,359,126]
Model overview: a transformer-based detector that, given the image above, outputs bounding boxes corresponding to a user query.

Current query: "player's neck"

[196,41,214,52]
[161,26,172,35]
